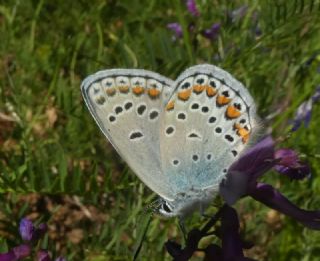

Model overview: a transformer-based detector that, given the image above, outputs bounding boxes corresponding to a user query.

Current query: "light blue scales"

[81,64,259,217]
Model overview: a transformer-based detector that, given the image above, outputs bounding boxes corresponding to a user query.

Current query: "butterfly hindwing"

[159,64,259,194]
[81,69,175,200]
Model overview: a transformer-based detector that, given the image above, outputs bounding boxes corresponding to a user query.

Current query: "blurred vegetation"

[0,0,320,260]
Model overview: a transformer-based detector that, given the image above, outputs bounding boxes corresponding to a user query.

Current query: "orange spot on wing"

[132,86,145,95]
[148,88,161,99]
[226,106,241,119]
[166,100,175,111]
[242,133,249,143]
[206,86,217,97]
[234,123,250,143]
[106,88,116,96]
[178,89,192,101]
[118,86,129,93]
[193,85,205,94]
[217,95,231,106]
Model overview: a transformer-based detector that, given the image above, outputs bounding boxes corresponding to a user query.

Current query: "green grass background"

[0,0,320,260]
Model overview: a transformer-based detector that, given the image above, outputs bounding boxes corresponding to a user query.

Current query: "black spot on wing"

[129,131,144,140]
[137,104,147,115]
[124,101,133,110]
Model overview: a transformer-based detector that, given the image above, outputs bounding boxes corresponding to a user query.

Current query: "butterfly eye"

[160,201,173,214]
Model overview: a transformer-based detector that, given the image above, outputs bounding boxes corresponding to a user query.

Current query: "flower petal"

[12,244,31,259]
[0,244,31,261]
[312,86,320,102]
[19,218,35,241]
[249,183,320,230]
[186,0,200,16]
[274,164,311,180]
[274,149,311,179]
[220,136,276,205]
[167,23,183,39]
[291,85,320,131]
[0,251,16,261]
[274,149,298,166]
[202,23,221,40]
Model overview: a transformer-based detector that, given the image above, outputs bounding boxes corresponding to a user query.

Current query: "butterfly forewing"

[160,65,259,194]
[81,69,175,200]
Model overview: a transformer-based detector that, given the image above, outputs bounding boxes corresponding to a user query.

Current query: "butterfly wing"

[81,69,175,200]
[159,64,260,194]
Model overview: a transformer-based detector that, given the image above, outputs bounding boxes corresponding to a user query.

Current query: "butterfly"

[81,64,259,217]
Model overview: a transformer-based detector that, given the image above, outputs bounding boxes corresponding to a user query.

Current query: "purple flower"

[220,136,276,205]
[203,205,256,260]
[167,23,183,40]
[19,218,34,241]
[291,86,320,131]
[249,183,320,230]
[0,244,31,261]
[202,23,221,40]
[292,99,313,131]
[165,205,255,260]
[19,218,47,243]
[186,0,200,17]
[1,218,64,261]
[312,86,320,102]
[219,206,253,260]
[274,149,311,179]
[220,136,320,230]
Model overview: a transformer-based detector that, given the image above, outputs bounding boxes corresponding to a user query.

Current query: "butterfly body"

[81,64,259,217]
